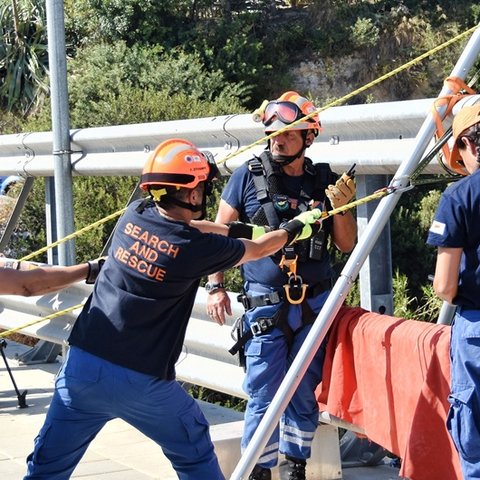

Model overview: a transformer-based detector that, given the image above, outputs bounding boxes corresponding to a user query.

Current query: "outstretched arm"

[0,260,96,297]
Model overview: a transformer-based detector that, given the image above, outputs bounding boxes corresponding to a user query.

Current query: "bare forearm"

[332,212,357,253]
[0,264,89,296]
[432,247,461,305]
[433,283,457,305]
[208,271,225,283]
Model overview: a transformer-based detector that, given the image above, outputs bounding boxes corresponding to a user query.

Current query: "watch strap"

[205,282,225,293]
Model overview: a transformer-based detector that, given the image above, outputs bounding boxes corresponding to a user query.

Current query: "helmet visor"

[264,101,302,127]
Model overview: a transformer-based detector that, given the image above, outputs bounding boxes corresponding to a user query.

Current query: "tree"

[0,0,49,114]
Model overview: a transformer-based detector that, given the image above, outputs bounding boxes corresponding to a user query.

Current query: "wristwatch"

[205,282,225,294]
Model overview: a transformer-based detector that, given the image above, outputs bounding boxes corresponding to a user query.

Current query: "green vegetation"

[1,0,480,323]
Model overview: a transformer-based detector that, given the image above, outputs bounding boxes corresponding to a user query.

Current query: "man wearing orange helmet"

[24,138,322,480]
[427,103,480,479]
[207,92,357,480]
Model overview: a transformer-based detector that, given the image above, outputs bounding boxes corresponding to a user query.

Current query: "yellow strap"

[19,207,126,262]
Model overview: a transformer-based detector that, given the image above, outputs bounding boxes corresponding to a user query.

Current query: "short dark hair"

[456,124,480,162]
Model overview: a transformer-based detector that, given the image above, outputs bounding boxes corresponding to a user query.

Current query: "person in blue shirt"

[23,138,322,480]
[207,92,357,480]
[427,103,480,479]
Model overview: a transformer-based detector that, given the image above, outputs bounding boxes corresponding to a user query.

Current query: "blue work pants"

[241,290,328,468]
[24,346,224,480]
[448,308,480,480]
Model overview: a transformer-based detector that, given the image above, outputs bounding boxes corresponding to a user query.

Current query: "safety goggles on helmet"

[263,101,304,127]
[259,93,321,134]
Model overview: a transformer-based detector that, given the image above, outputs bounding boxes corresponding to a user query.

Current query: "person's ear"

[305,131,315,146]
[189,186,203,205]
[461,137,470,149]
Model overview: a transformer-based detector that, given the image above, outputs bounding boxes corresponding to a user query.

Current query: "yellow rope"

[321,188,390,218]
[19,207,127,262]
[0,303,84,338]
[219,24,480,166]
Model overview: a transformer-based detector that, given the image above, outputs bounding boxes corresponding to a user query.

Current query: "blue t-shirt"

[427,169,480,308]
[68,199,245,379]
[222,158,335,288]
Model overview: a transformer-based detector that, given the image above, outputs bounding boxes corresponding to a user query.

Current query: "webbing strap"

[248,154,281,228]
[431,76,476,166]
[228,303,292,355]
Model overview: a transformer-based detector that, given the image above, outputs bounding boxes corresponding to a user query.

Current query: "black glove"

[86,257,107,284]
[228,221,270,240]
[280,209,323,245]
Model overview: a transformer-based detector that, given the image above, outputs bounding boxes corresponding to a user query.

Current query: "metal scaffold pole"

[230,24,480,480]
[45,0,75,266]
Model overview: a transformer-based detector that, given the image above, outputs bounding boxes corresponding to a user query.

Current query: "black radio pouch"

[232,315,246,370]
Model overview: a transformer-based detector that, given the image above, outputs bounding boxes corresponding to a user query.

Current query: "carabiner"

[283,274,308,305]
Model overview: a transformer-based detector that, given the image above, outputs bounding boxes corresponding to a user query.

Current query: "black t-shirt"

[69,199,245,379]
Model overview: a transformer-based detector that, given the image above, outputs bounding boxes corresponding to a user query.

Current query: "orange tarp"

[317,306,462,480]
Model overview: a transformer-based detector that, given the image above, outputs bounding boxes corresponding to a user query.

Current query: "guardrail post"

[357,174,394,315]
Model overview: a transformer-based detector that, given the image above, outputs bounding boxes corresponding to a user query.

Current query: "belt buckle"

[250,318,271,336]
[268,291,281,304]
[237,294,251,310]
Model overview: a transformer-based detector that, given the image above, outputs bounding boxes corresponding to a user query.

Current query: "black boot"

[278,455,306,480]
[248,464,272,480]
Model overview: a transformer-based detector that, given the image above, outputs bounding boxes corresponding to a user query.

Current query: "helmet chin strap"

[272,145,306,165]
[157,191,209,220]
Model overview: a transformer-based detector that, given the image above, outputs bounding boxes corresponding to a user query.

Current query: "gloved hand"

[325,172,356,210]
[86,257,107,284]
[228,221,271,240]
[280,209,322,245]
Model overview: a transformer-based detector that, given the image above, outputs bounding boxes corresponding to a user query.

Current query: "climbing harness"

[228,152,341,362]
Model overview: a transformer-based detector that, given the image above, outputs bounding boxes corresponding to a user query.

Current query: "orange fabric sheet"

[316,306,462,480]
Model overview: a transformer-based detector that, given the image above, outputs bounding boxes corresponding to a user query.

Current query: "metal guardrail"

[0,97,454,178]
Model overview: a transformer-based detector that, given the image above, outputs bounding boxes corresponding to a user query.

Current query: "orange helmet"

[256,91,321,135]
[140,138,217,191]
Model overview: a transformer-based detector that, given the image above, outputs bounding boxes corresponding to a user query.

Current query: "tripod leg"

[0,340,28,408]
